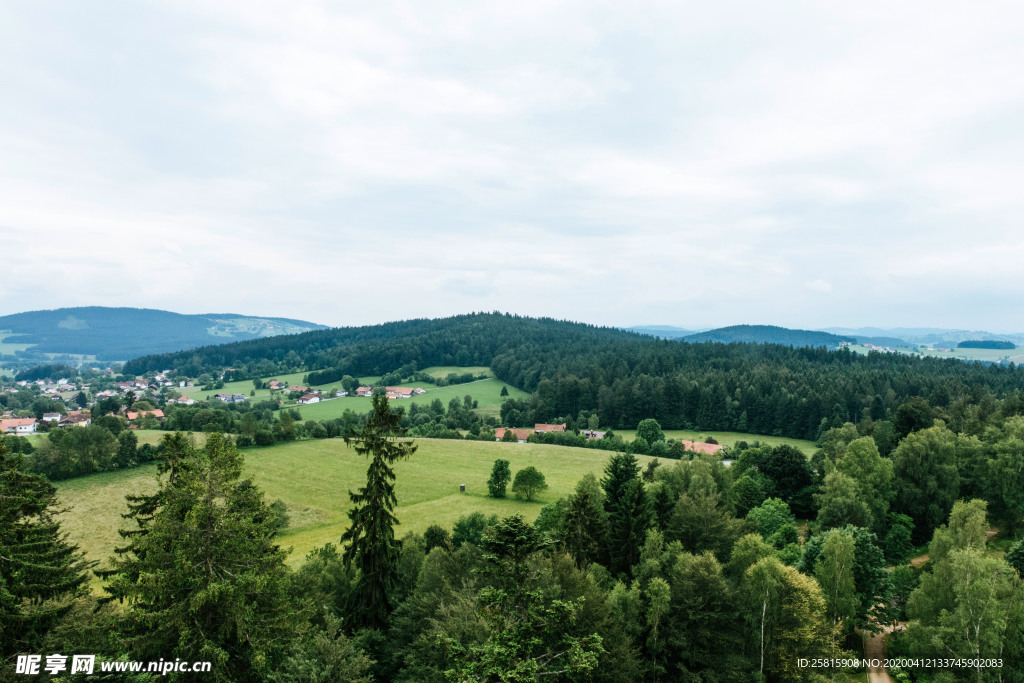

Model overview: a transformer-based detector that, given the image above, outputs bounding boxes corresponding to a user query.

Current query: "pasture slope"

[55,438,662,574]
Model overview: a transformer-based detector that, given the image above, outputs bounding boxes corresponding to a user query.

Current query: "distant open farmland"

[55,438,660,574]
[295,377,528,421]
[617,428,816,455]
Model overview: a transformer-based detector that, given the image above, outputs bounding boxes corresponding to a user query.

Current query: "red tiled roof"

[679,440,723,455]
[495,427,534,441]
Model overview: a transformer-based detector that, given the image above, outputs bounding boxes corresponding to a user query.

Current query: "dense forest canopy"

[958,339,1016,349]
[123,313,1024,441]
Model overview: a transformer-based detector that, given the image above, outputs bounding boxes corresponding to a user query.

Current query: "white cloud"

[1,1,1023,329]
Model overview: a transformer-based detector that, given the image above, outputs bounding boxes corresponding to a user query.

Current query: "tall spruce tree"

[602,453,651,577]
[103,433,300,682]
[0,438,91,659]
[341,394,417,630]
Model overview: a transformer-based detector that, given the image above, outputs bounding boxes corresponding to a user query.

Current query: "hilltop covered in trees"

[126,313,1024,440]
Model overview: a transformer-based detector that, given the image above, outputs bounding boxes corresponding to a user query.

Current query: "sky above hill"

[2,2,1023,331]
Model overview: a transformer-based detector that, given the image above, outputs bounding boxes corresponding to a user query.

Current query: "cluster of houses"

[495,423,576,443]
[0,410,93,434]
[352,386,426,399]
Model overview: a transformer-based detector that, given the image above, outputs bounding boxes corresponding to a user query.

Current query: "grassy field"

[617,428,816,455]
[294,378,528,421]
[55,438,659,575]
[849,343,1024,365]
[173,367,516,421]
[419,366,493,379]
[0,330,34,355]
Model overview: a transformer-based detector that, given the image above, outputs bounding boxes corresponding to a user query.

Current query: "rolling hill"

[681,324,853,348]
[0,307,327,365]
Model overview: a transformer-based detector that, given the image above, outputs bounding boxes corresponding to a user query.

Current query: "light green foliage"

[57,439,664,571]
[815,470,872,531]
[814,530,859,629]
[891,422,959,543]
[743,556,831,682]
[511,465,548,501]
[746,497,796,540]
[835,436,894,534]
[635,418,666,444]
[986,415,1024,534]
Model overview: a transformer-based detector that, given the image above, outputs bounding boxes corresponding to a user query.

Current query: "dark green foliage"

[423,524,451,554]
[266,613,374,683]
[487,458,511,498]
[0,440,91,658]
[341,395,417,631]
[102,433,301,681]
[958,339,1015,349]
[883,513,915,564]
[1007,539,1024,576]
[444,515,604,680]
[738,444,813,505]
[602,453,652,577]
[511,465,548,501]
[558,477,608,568]
[893,396,935,439]
[452,512,498,548]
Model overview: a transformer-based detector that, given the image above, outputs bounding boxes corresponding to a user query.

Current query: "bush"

[511,466,548,501]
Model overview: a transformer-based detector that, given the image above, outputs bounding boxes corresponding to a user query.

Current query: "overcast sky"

[2,2,1023,331]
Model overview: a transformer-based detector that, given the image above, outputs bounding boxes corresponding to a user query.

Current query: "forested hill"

[0,307,325,362]
[124,314,644,377]
[681,324,853,347]
[125,312,1024,441]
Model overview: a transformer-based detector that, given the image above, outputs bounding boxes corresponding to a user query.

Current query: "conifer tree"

[103,433,300,681]
[0,438,91,659]
[602,453,651,577]
[341,394,417,630]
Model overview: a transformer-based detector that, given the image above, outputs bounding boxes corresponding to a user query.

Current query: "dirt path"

[863,626,894,683]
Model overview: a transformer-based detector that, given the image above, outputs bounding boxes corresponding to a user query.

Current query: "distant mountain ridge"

[0,307,327,365]
[682,325,853,348]
[624,325,699,339]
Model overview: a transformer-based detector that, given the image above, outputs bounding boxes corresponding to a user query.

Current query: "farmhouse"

[1,417,37,434]
[288,386,308,393]
[385,387,414,398]
[535,423,567,433]
[268,380,286,390]
[494,427,534,443]
[174,396,196,405]
[679,440,723,456]
[297,393,321,405]
[356,387,373,397]
[126,409,165,421]
[42,412,62,422]
[59,413,92,427]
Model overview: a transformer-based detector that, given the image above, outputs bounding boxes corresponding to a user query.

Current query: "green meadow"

[55,438,659,574]
[295,378,528,421]
[0,330,34,355]
[618,428,817,455]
